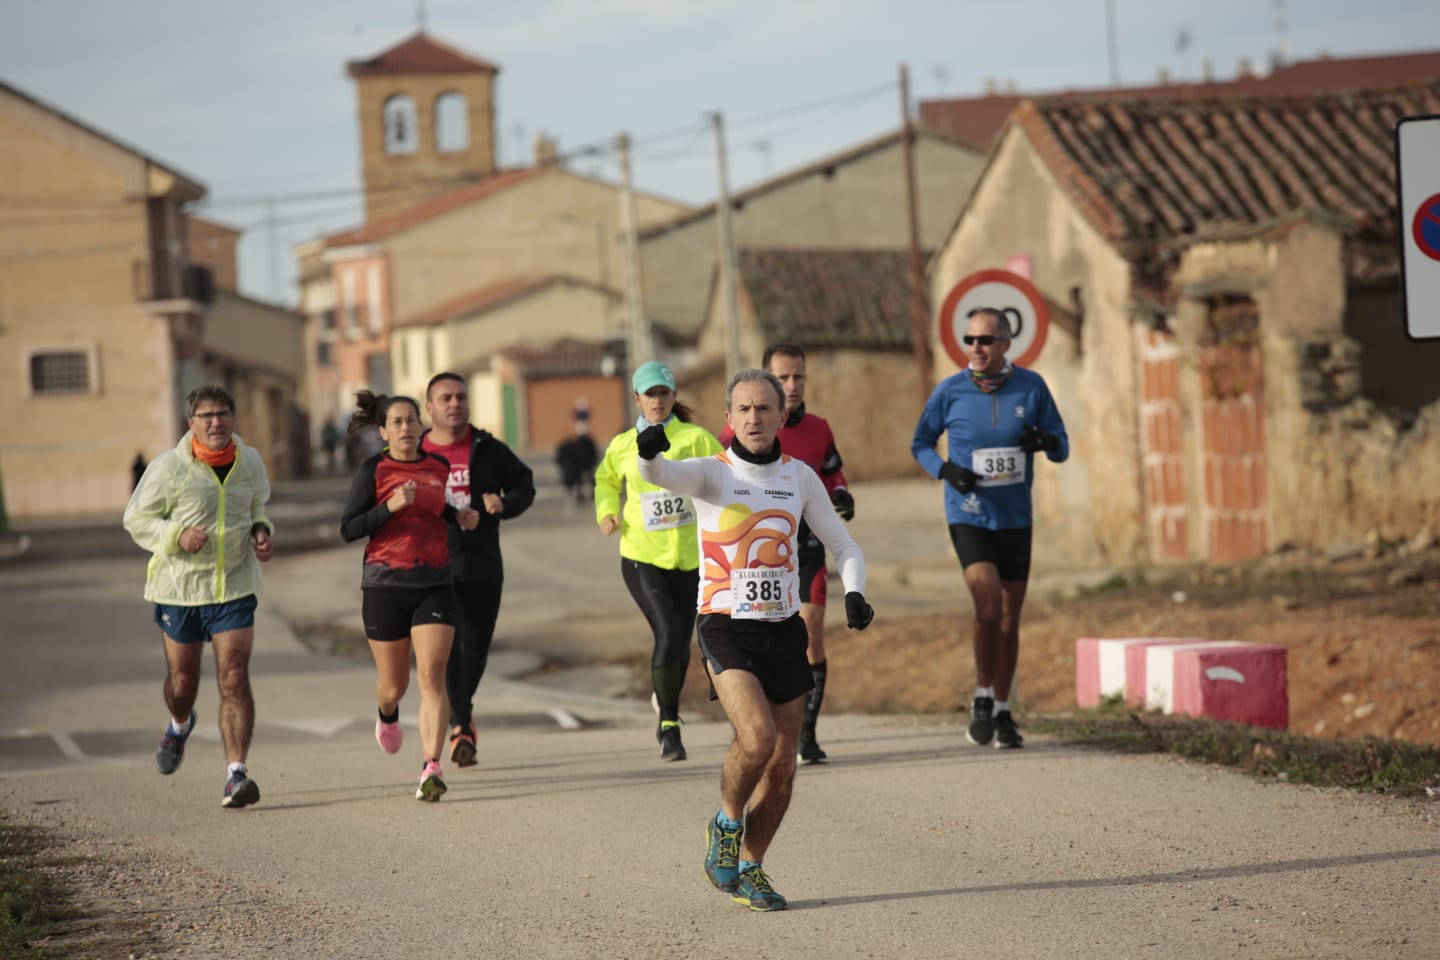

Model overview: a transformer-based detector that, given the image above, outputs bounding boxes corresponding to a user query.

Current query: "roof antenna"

[416,0,428,32]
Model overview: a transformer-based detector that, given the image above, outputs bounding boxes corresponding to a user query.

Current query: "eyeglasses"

[962,334,1008,347]
[191,410,234,422]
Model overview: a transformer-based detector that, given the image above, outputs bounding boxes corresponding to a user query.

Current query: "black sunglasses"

[962,334,1008,346]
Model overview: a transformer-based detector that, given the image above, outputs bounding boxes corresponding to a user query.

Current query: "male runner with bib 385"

[638,369,875,912]
[719,343,852,764]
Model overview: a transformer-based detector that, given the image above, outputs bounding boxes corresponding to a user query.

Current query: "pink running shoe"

[416,759,447,802]
[375,716,403,754]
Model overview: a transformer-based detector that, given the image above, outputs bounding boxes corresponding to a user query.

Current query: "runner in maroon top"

[341,391,479,802]
[718,343,854,764]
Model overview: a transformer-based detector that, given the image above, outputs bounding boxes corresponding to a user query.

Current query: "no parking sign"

[1397,115,1440,340]
[937,269,1050,369]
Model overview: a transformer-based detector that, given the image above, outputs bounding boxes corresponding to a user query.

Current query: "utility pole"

[899,64,932,405]
[265,199,282,304]
[708,114,743,377]
[708,111,743,376]
[615,133,651,380]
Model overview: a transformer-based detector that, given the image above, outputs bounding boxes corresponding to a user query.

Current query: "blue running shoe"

[156,711,196,775]
[730,866,787,912]
[704,813,743,892]
[221,769,260,809]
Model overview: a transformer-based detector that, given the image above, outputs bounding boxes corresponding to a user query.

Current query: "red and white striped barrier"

[1077,637,1288,730]
[1074,637,1202,708]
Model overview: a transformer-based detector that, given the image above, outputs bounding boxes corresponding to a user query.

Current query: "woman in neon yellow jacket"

[595,361,721,762]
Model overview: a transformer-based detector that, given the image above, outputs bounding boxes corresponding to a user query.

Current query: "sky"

[4,0,1439,306]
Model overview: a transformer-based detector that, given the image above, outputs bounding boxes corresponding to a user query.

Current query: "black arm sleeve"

[496,444,536,520]
[339,459,391,542]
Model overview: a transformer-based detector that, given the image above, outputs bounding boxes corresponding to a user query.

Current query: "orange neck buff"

[192,436,237,467]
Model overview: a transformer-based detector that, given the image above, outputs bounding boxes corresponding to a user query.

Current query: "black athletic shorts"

[362,584,456,642]
[697,612,813,704]
[948,523,1033,583]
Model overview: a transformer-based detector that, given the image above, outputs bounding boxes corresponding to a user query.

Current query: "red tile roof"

[921,49,1440,147]
[493,337,619,378]
[324,167,542,247]
[346,32,498,76]
[1013,82,1440,248]
[394,275,617,328]
[737,249,920,348]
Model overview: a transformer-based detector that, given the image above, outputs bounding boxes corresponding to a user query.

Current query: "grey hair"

[966,307,1012,338]
[185,384,236,418]
[725,369,785,411]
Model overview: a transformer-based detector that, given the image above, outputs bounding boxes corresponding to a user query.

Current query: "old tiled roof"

[486,337,620,378]
[921,48,1440,147]
[346,32,498,76]
[1013,82,1440,248]
[324,167,542,247]
[737,249,920,349]
[394,275,617,328]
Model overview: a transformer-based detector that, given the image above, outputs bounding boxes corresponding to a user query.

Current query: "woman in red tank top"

[341,392,479,802]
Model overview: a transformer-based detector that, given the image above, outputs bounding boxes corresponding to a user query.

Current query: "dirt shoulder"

[582,544,1440,745]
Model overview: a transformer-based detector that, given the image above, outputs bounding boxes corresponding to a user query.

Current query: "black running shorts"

[362,584,456,642]
[948,523,1034,583]
[697,612,813,704]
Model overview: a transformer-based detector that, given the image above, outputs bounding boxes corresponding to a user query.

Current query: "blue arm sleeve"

[1036,383,1069,463]
[910,385,948,478]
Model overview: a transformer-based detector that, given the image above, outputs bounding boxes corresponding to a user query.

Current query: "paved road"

[1,475,1436,959]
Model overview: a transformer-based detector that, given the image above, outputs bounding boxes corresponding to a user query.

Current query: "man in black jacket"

[421,372,536,767]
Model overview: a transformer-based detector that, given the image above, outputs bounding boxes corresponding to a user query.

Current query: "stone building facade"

[929,83,1440,568]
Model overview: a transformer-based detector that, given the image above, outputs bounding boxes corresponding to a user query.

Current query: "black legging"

[446,579,504,729]
[621,559,699,723]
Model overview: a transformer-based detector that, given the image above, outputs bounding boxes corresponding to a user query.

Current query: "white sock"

[976,686,995,700]
[994,700,1009,714]
[170,714,193,735]
[227,761,247,777]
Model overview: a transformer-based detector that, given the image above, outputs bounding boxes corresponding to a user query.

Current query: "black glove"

[636,423,670,460]
[1017,424,1060,454]
[830,488,855,521]
[939,462,979,494]
[844,591,874,630]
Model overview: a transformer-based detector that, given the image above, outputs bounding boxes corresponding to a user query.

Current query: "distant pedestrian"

[340,390,479,802]
[122,384,272,809]
[320,420,341,475]
[556,426,598,505]
[637,369,874,911]
[910,307,1068,750]
[594,361,722,761]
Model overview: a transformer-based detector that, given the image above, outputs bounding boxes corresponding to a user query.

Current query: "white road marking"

[271,717,355,737]
[547,708,582,730]
[51,732,85,761]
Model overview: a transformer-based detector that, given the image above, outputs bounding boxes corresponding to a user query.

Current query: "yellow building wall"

[0,90,182,520]
[643,135,985,340]
[384,168,686,324]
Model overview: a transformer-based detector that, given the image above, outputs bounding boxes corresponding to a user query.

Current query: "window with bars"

[29,350,92,395]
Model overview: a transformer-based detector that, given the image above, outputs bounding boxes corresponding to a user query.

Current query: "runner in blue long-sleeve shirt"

[911,307,1068,749]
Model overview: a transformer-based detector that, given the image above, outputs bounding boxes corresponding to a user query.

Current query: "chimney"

[1157,67,1172,84]
[1201,57,1214,83]
[983,76,998,95]
[533,131,559,166]
[1237,56,1254,78]
[1002,78,1018,95]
